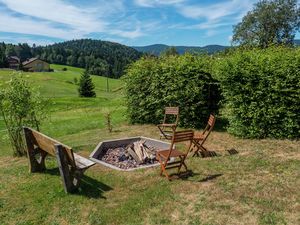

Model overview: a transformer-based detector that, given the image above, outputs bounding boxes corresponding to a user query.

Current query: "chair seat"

[193,132,204,140]
[159,132,172,137]
[158,123,177,127]
[157,149,185,159]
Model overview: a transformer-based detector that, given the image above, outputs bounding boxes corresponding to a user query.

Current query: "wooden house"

[7,56,20,70]
[22,58,50,72]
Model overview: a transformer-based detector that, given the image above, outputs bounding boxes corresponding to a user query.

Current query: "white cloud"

[175,0,258,40]
[0,12,81,39]
[0,0,107,33]
[0,0,259,45]
[189,21,233,30]
[204,29,218,38]
[109,15,162,39]
[0,0,162,41]
[110,28,144,39]
[178,0,255,20]
[0,35,55,46]
[134,0,185,7]
[0,0,138,40]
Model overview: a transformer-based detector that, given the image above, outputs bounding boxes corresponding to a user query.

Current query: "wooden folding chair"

[191,114,216,157]
[157,107,179,140]
[156,130,194,180]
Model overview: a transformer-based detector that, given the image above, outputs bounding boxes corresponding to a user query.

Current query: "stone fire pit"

[89,137,171,171]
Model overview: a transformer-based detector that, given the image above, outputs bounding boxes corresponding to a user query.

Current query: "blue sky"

[0,0,299,47]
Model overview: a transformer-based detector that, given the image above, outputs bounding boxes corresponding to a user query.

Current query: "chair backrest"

[23,127,76,168]
[163,107,179,125]
[167,130,194,158]
[201,114,216,142]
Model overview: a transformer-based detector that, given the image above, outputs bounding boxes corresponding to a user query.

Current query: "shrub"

[73,77,78,85]
[0,74,49,156]
[62,67,67,71]
[78,70,96,97]
[104,111,113,133]
[214,47,300,138]
[124,54,220,128]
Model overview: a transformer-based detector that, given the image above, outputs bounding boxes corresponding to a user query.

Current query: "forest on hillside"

[0,39,142,78]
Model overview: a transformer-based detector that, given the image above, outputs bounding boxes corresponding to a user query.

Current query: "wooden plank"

[133,142,144,161]
[55,144,75,193]
[208,115,215,126]
[73,153,95,169]
[165,107,179,115]
[23,127,95,193]
[26,127,76,168]
[127,147,142,164]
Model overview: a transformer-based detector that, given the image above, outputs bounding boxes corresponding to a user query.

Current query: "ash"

[100,145,158,170]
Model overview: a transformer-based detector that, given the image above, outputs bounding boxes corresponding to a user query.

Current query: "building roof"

[22,57,48,66]
[7,56,20,62]
[22,58,39,66]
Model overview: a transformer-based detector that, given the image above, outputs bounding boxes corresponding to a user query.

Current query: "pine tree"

[78,70,96,97]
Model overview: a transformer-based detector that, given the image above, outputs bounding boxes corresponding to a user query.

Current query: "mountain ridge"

[0,39,142,78]
[132,44,229,55]
[132,39,300,55]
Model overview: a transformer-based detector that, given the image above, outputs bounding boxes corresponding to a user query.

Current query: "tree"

[0,42,6,67]
[232,0,300,48]
[0,74,49,156]
[5,44,16,56]
[78,69,96,97]
[0,39,142,78]
[160,46,179,57]
[15,43,32,61]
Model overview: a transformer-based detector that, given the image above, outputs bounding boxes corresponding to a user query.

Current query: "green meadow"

[0,66,299,225]
[0,65,125,155]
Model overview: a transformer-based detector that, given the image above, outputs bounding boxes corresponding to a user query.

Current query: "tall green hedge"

[214,47,300,138]
[124,54,220,128]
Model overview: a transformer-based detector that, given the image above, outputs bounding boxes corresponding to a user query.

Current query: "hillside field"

[0,66,299,225]
[0,65,125,156]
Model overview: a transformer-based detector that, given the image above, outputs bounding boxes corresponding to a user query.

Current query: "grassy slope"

[0,66,299,225]
[0,66,125,155]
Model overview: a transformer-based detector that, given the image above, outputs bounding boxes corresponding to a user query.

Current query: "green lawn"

[0,66,125,152]
[0,67,299,225]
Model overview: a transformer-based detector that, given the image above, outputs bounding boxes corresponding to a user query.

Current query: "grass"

[0,67,299,225]
[0,66,125,153]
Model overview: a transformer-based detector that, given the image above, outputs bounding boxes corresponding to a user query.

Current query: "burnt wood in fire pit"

[89,137,172,171]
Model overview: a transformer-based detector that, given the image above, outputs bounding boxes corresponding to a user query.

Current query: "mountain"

[1,39,142,78]
[132,44,228,55]
[294,39,300,46]
[34,39,143,78]
[133,40,300,55]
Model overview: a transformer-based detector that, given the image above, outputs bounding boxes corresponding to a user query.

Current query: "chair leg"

[191,141,200,157]
[157,154,163,176]
[157,126,166,140]
[163,166,170,180]
[192,145,200,157]
[159,161,164,176]
[158,155,171,180]
[177,156,187,173]
[192,151,200,157]
[182,161,187,171]
[199,145,208,152]
[192,141,209,157]
[161,160,170,180]
[157,155,168,178]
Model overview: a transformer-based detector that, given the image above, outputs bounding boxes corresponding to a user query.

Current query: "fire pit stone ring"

[89,136,172,171]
